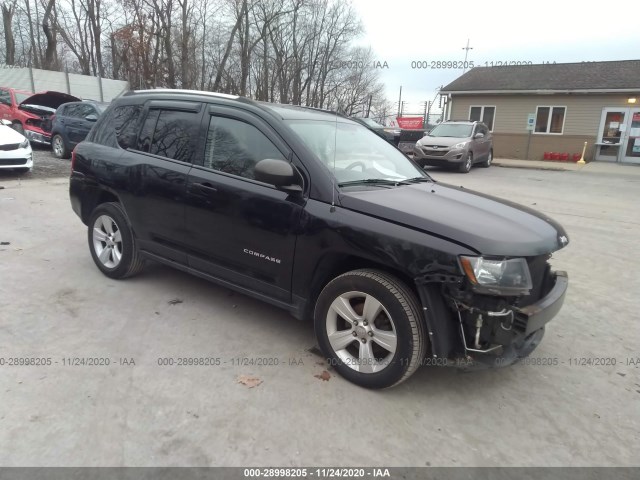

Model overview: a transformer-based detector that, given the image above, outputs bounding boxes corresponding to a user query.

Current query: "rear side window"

[201,116,285,179]
[138,109,201,163]
[114,105,143,149]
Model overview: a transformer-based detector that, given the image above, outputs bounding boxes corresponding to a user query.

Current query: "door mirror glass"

[474,132,484,139]
[254,159,301,191]
[85,114,98,122]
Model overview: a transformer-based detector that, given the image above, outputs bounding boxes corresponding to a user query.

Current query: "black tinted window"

[137,110,160,153]
[77,104,97,118]
[114,105,142,149]
[148,110,200,163]
[65,104,84,117]
[203,116,285,179]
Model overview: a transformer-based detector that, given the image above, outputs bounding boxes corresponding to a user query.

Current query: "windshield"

[94,103,109,113]
[359,118,384,128]
[14,92,32,104]
[286,119,426,185]
[428,123,472,138]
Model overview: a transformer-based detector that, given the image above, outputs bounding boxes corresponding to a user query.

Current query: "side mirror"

[86,114,98,122]
[474,132,484,139]
[254,158,302,193]
[0,119,12,126]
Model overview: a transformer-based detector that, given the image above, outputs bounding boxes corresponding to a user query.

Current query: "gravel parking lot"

[1,152,639,467]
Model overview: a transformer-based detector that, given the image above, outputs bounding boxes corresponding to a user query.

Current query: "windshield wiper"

[404,176,434,183]
[338,178,408,187]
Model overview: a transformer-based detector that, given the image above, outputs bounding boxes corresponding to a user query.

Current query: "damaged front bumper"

[418,270,568,370]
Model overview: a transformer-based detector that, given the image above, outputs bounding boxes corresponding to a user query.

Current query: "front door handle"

[190,182,218,194]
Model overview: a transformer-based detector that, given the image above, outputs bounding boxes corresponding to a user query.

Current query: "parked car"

[351,117,400,144]
[50,101,109,158]
[70,89,569,389]
[0,119,33,173]
[0,88,80,145]
[397,129,427,156]
[413,120,493,173]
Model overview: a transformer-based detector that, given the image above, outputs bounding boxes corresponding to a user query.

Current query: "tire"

[458,152,473,173]
[88,202,145,279]
[479,149,493,168]
[314,269,427,389]
[12,122,24,135]
[51,134,70,159]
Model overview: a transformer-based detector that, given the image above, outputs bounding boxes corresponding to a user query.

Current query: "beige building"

[440,60,640,164]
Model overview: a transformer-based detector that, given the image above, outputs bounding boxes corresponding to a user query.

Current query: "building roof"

[441,60,640,94]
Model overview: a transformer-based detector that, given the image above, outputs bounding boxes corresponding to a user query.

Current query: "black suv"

[70,89,569,389]
[50,101,109,158]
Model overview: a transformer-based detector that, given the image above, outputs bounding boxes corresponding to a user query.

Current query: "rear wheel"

[314,269,427,389]
[479,149,493,168]
[88,202,145,279]
[51,134,69,159]
[458,152,473,173]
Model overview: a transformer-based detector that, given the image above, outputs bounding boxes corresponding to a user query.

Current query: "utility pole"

[397,86,402,117]
[366,94,372,117]
[462,38,473,73]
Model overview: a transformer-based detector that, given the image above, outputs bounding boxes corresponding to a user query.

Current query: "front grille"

[0,158,27,166]
[0,143,20,151]
[423,145,448,149]
[425,149,447,156]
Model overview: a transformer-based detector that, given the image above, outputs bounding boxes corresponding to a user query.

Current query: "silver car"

[413,120,493,173]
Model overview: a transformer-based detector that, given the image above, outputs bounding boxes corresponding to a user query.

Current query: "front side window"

[202,116,285,180]
[469,106,495,131]
[535,106,566,134]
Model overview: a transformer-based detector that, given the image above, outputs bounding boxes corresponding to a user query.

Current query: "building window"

[469,106,495,131]
[535,106,566,134]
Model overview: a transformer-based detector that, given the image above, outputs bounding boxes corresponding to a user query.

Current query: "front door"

[183,106,304,302]
[621,109,640,165]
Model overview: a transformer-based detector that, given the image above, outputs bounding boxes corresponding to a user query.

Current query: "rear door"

[119,100,205,263]
[183,105,304,301]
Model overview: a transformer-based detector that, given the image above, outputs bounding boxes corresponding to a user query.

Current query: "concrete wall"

[0,66,128,102]
[449,93,637,160]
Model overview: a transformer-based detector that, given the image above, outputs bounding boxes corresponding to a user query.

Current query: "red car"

[0,87,80,145]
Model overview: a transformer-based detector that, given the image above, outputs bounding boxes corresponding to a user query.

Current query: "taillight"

[71,146,77,171]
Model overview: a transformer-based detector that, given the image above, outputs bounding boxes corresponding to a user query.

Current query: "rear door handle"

[191,182,217,193]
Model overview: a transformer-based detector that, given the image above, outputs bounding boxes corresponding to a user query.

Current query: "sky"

[349,0,640,116]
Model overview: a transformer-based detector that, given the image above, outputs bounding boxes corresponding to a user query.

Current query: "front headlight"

[459,256,533,295]
[453,141,468,149]
[19,139,30,149]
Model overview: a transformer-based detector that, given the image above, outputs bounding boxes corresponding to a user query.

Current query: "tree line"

[0,0,394,119]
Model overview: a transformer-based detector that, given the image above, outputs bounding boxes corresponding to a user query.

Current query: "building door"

[595,108,626,162]
[621,109,640,164]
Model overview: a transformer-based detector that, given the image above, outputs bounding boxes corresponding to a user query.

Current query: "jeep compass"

[70,89,569,389]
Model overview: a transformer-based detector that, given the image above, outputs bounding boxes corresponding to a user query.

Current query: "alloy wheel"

[92,215,123,268]
[53,136,64,157]
[325,291,397,374]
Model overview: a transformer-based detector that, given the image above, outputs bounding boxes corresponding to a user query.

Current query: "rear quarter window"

[86,104,142,148]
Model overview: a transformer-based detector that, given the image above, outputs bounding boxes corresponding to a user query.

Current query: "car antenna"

[330,102,339,213]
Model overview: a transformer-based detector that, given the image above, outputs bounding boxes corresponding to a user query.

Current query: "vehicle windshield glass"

[14,92,32,104]
[428,123,472,137]
[285,119,426,185]
[359,118,383,128]
[94,103,109,113]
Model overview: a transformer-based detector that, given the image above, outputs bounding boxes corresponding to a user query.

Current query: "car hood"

[0,124,28,145]
[339,182,569,256]
[19,91,81,109]
[417,135,468,147]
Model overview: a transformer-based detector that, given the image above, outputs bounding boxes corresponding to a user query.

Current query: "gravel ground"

[0,146,70,182]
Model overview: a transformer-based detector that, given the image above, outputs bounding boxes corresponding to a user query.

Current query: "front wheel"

[458,152,473,173]
[88,202,145,279]
[314,269,427,389]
